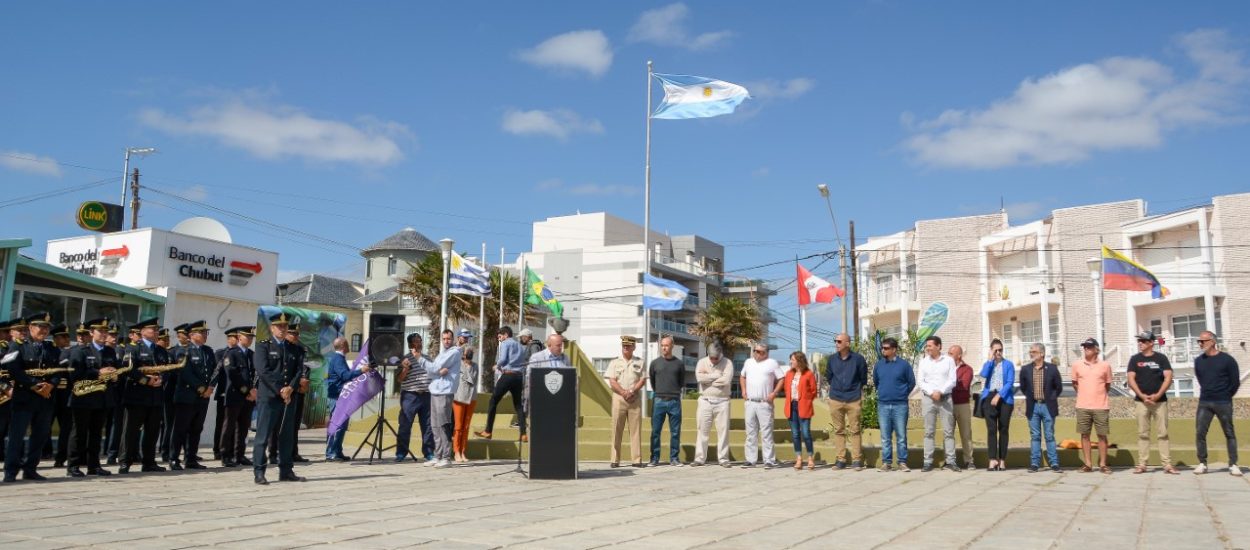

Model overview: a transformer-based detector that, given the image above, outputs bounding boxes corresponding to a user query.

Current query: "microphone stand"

[495,359,539,479]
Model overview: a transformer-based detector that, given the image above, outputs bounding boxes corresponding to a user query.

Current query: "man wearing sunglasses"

[1193,331,1241,476]
[1126,331,1176,475]
[872,337,915,472]
[740,343,785,468]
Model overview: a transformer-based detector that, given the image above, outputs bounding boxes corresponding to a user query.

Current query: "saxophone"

[139,357,186,375]
[0,368,72,405]
[71,365,134,397]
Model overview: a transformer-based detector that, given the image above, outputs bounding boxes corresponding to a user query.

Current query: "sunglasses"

[1197,339,1212,344]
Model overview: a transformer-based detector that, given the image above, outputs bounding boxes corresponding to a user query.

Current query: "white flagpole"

[800,306,808,356]
[478,242,487,393]
[519,253,526,331]
[641,60,654,418]
[498,247,506,329]
[439,239,453,341]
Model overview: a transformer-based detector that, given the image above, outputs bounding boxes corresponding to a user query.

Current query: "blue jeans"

[397,391,433,460]
[878,402,909,465]
[650,398,682,462]
[325,397,347,458]
[1029,405,1059,467]
[790,402,813,454]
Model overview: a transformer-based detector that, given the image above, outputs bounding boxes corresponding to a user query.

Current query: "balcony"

[652,252,713,281]
[651,318,697,339]
[1160,337,1203,365]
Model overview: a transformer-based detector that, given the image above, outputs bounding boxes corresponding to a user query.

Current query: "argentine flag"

[642,274,690,311]
[448,251,491,296]
[652,73,751,120]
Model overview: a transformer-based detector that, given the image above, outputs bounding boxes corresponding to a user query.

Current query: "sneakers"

[1028,465,1039,473]
[944,464,961,473]
[423,459,439,467]
[922,464,934,473]
[833,460,847,470]
[690,461,705,467]
[649,460,661,467]
[896,463,911,472]
[720,461,732,468]
[1051,465,1062,473]
[669,459,684,467]
[1194,463,1209,475]
[434,460,451,468]
[878,463,892,472]
[852,460,864,471]
[1231,465,1243,477]
[741,462,756,469]
[763,461,780,469]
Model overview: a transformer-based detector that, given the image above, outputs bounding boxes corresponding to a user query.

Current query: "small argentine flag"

[448,251,491,296]
[652,73,751,120]
[642,274,690,311]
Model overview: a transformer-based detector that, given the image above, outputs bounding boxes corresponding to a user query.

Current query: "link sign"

[76,201,124,233]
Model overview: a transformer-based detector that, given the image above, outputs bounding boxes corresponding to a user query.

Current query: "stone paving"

[2,445,1249,549]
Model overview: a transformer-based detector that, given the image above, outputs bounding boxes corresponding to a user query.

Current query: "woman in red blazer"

[784,352,819,470]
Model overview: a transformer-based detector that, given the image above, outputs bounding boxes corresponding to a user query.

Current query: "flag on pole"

[642,274,689,311]
[1101,245,1170,299]
[525,267,563,317]
[652,73,751,120]
[796,263,844,306]
[448,251,490,296]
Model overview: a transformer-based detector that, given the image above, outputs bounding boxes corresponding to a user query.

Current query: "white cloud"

[903,29,1248,169]
[501,109,604,140]
[139,100,410,166]
[517,30,613,77]
[174,184,208,201]
[535,179,638,197]
[628,3,733,50]
[745,78,816,100]
[0,150,62,177]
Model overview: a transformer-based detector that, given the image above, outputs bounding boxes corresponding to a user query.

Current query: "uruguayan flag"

[642,274,689,311]
[652,73,751,120]
[449,251,491,296]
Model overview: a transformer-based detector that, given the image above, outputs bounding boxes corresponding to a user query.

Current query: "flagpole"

[439,238,454,342]
[641,60,654,418]
[478,242,487,393]
[519,253,526,331]
[498,247,506,329]
[798,258,807,356]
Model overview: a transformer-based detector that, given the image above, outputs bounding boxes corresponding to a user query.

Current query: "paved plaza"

[2,441,1249,550]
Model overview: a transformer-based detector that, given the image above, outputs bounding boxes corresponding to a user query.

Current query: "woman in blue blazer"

[979,339,1015,471]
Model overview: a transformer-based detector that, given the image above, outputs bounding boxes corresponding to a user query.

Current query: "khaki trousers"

[1136,401,1171,467]
[829,398,862,462]
[610,394,642,464]
[694,397,730,464]
[953,401,974,466]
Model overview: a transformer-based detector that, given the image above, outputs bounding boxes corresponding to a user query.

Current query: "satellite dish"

[171,217,233,243]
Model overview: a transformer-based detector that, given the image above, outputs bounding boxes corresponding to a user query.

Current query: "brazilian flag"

[525,267,563,318]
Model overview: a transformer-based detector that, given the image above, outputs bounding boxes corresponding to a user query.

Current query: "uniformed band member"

[66,317,118,477]
[49,323,74,468]
[119,318,168,474]
[0,318,22,464]
[252,312,305,485]
[219,326,256,468]
[210,328,238,461]
[106,326,143,465]
[100,322,121,462]
[3,313,65,482]
[169,321,213,470]
[268,319,309,463]
[158,325,183,462]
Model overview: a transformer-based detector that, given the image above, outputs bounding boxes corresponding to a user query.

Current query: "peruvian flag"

[796,263,844,306]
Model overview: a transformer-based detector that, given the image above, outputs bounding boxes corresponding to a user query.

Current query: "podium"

[527,366,578,480]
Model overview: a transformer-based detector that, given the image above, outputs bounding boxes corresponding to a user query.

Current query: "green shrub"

[860,386,879,430]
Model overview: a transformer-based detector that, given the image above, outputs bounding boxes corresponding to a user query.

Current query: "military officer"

[102,324,131,465]
[169,321,213,470]
[49,324,74,467]
[66,318,118,477]
[3,313,66,482]
[119,318,168,474]
[269,319,310,463]
[219,326,256,468]
[252,312,305,485]
[210,328,238,461]
[157,326,180,462]
[0,319,16,463]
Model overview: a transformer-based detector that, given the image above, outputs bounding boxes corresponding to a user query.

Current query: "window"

[387,258,397,276]
[351,334,362,352]
[1019,320,1041,347]
[366,260,372,278]
[876,275,894,306]
[1172,313,1207,339]
[1149,319,1162,337]
[1168,377,1196,398]
[16,291,82,327]
[84,299,138,327]
[1048,315,1059,349]
[906,263,917,299]
[399,295,416,311]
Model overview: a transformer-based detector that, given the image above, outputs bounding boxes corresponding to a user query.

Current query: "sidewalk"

[2,449,1247,549]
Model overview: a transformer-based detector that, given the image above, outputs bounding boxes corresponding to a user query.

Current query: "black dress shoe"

[169,461,184,471]
[191,455,205,462]
[237,457,253,466]
[23,471,47,481]
[2,476,16,483]
[54,460,65,468]
[292,455,310,463]
[278,472,306,482]
[106,457,118,465]
[92,468,113,476]
[186,461,207,470]
[333,455,351,462]
[67,468,86,478]
[141,464,166,473]
[222,459,237,468]
[254,473,269,485]
[118,464,131,474]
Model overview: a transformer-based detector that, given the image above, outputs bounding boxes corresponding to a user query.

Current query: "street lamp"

[815,184,848,335]
[1086,256,1105,355]
[120,146,157,219]
[439,238,454,339]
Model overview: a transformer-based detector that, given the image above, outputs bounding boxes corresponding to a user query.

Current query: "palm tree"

[689,296,763,357]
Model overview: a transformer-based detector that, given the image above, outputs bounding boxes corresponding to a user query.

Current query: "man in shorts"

[1072,338,1112,473]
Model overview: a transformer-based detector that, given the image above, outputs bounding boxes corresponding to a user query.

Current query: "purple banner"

[326,369,384,436]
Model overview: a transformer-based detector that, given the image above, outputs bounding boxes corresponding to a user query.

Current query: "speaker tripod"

[494,400,528,478]
[353,363,398,464]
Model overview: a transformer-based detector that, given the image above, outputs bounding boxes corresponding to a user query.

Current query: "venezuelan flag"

[1101,245,1170,299]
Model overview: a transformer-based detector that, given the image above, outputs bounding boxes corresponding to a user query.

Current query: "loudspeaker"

[367,313,405,367]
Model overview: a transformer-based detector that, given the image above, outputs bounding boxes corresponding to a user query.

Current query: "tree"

[689,296,763,357]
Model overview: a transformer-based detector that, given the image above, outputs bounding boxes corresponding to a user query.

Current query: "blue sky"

[3,1,1249,352]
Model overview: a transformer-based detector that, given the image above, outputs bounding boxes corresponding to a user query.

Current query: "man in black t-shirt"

[1126,331,1175,474]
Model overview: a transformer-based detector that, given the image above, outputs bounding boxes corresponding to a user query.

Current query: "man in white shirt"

[739,343,785,468]
[917,336,959,472]
[693,343,734,467]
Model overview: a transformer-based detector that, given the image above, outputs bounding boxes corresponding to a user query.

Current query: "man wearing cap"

[477,326,527,441]
[220,327,256,468]
[251,312,305,484]
[66,318,118,478]
[1072,338,1113,474]
[168,321,213,471]
[607,335,647,468]
[119,318,169,474]
[269,320,309,463]
[456,328,473,349]
[160,324,189,463]
[1126,331,1176,474]
[0,320,12,463]
[100,323,123,465]
[210,328,238,461]
[47,324,74,467]
[692,342,733,468]
[3,314,66,482]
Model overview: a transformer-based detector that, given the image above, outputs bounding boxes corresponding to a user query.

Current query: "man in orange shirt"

[1071,338,1113,473]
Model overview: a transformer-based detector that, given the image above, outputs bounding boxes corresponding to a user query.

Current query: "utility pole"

[850,220,860,338]
[129,168,140,230]
[838,244,848,335]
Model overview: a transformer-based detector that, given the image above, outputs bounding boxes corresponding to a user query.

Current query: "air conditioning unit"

[1131,232,1155,247]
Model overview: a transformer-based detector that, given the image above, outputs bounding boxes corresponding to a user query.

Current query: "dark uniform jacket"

[222,345,255,406]
[253,338,302,403]
[7,339,67,407]
[67,343,119,409]
[122,341,170,407]
[211,347,229,402]
[174,343,215,404]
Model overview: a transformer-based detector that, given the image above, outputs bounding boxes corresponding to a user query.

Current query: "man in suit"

[324,337,369,461]
[268,319,309,463]
[168,321,214,470]
[48,324,74,467]
[220,327,255,468]
[251,312,305,485]
[3,313,66,482]
[66,317,118,478]
[119,318,168,474]
[210,329,237,461]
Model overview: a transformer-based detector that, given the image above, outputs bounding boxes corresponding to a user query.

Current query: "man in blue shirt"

[477,326,528,442]
[826,333,868,470]
[426,330,461,468]
[872,337,915,472]
[324,337,370,461]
